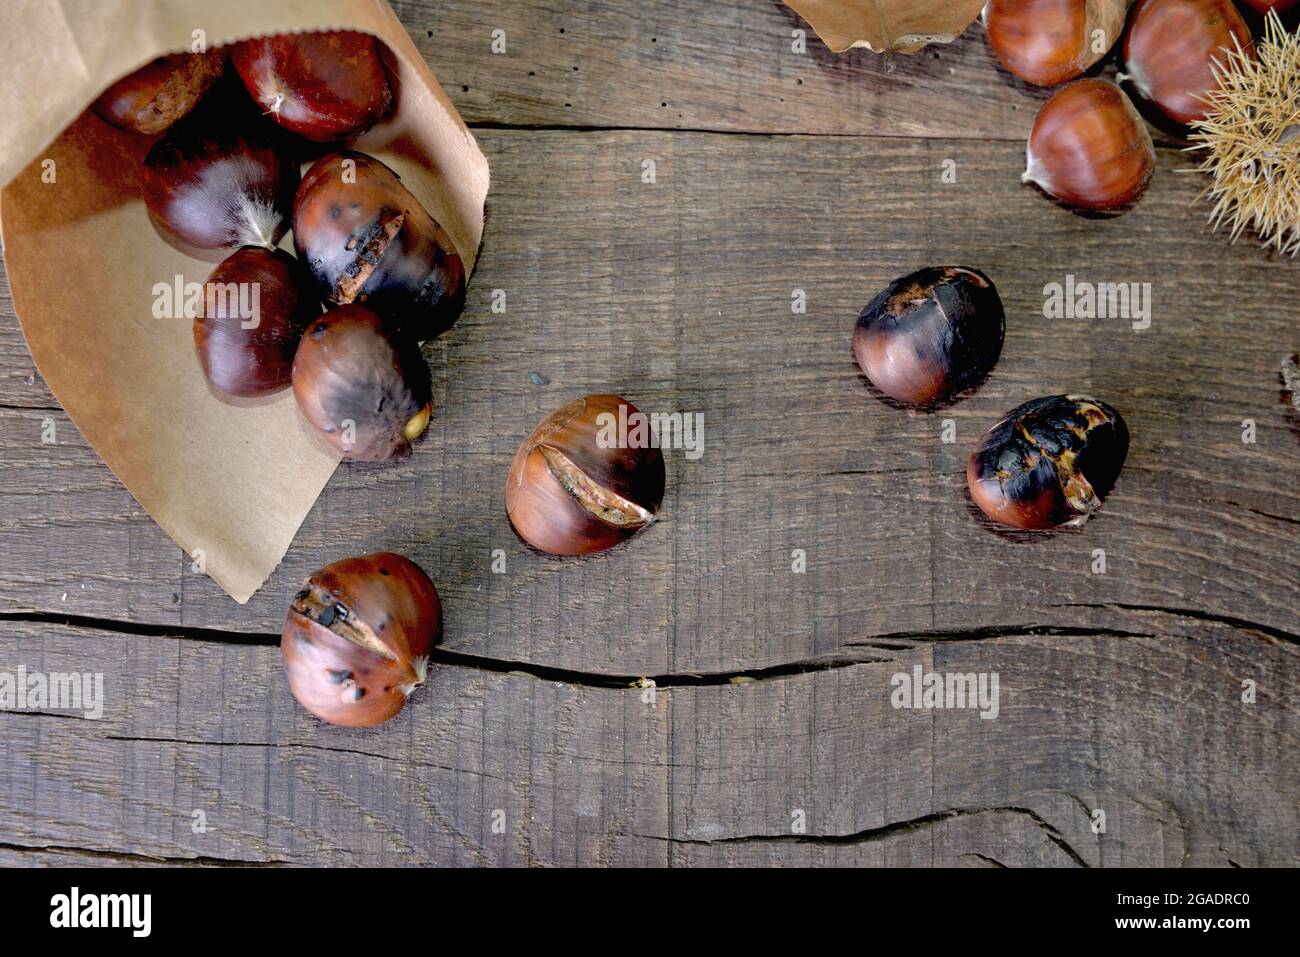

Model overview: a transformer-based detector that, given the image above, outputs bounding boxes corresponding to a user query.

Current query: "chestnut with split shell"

[281,552,441,727]
[231,31,394,142]
[853,266,1004,407]
[983,0,1131,88]
[1120,0,1253,127]
[194,246,320,399]
[291,304,432,461]
[293,151,466,342]
[506,394,666,556]
[142,109,298,260]
[1023,78,1156,211]
[92,49,226,135]
[967,394,1129,530]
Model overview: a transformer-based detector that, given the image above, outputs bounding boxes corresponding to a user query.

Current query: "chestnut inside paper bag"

[783,0,985,53]
[0,0,488,603]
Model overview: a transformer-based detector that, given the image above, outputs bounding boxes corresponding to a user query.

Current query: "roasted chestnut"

[853,266,1004,407]
[194,246,320,398]
[967,395,1129,530]
[291,303,432,460]
[231,31,393,142]
[293,152,466,342]
[142,109,298,260]
[1023,78,1156,211]
[506,394,666,556]
[1120,0,1253,127]
[983,0,1130,87]
[92,49,226,135]
[282,552,441,727]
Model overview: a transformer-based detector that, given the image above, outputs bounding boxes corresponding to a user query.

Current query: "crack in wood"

[1050,602,1300,647]
[0,839,288,867]
[623,806,1091,866]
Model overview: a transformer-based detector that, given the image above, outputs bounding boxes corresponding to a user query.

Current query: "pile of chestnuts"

[854,267,1130,531]
[985,0,1257,212]
[97,31,467,461]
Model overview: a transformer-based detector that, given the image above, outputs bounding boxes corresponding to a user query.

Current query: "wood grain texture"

[398,0,1051,139]
[0,0,1296,866]
[0,619,1292,866]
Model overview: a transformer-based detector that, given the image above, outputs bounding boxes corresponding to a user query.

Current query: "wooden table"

[1,0,1296,867]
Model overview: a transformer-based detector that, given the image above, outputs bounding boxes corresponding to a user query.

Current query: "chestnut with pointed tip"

[1121,0,1253,127]
[231,31,393,142]
[967,395,1129,530]
[1023,78,1156,211]
[281,552,441,727]
[291,304,432,460]
[983,0,1131,87]
[853,266,1004,407]
[506,394,666,556]
[194,246,320,398]
[142,110,298,260]
[92,49,226,135]
[293,151,466,342]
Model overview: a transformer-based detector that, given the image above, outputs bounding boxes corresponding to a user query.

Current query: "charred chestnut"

[1023,78,1156,211]
[853,266,1004,407]
[506,394,666,556]
[967,395,1129,529]
[293,151,466,342]
[92,49,226,135]
[231,31,394,142]
[291,303,432,460]
[142,110,298,260]
[282,552,441,727]
[194,246,320,398]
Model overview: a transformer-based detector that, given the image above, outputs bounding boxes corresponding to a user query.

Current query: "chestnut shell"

[92,49,226,135]
[853,266,1004,407]
[293,151,466,342]
[194,246,320,398]
[291,303,432,461]
[281,552,441,727]
[231,31,394,142]
[506,394,666,556]
[142,108,299,260]
[1023,78,1156,211]
[967,395,1129,530]
[1122,0,1253,127]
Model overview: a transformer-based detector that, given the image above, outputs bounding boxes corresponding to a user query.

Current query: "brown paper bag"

[0,0,489,602]
[784,0,986,54]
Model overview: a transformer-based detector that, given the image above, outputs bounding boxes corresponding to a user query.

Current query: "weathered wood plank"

[3,131,1296,676]
[0,620,1292,865]
[401,0,1049,139]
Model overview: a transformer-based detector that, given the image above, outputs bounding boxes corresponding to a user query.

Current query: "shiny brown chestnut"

[142,111,298,260]
[231,31,393,142]
[967,395,1129,530]
[291,303,432,460]
[1239,0,1298,13]
[853,266,1004,407]
[194,246,320,398]
[282,552,441,727]
[983,0,1131,87]
[1120,0,1253,127]
[1023,78,1156,211]
[91,49,226,135]
[293,151,466,342]
[506,394,666,556]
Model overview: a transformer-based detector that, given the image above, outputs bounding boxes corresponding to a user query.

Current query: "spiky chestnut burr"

[1188,10,1300,255]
